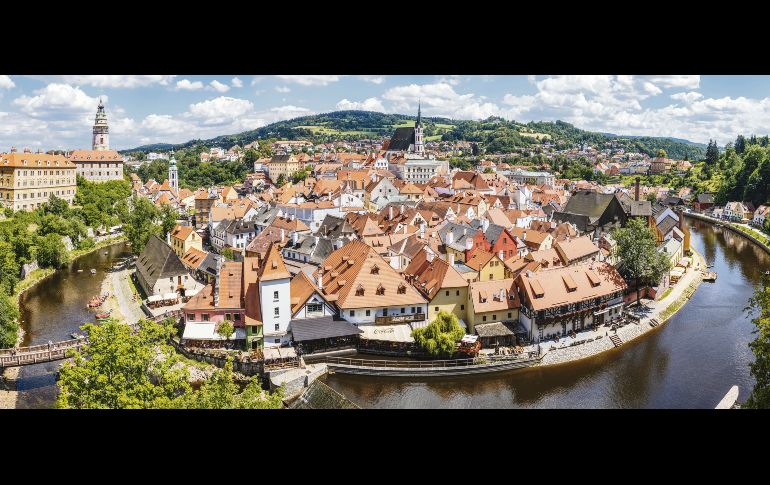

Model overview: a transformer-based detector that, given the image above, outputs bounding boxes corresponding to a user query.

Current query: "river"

[323,220,765,408]
[14,242,132,408]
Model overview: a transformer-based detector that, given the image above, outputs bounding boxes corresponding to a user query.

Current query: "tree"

[656,149,667,158]
[125,196,160,254]
[612,218,672,306]
[178,358,283,409]
[483,167,495,173]
[36,232,69,268]
[645,192,658,204]
[706,140,720,166]
[745,271,770,408]
[222,247,235,260]
[0,292,20,348]
[276,174,286,186]
[735,135,746,155]
[159,203,178,238]
[57,318,191,409]
[412,311,465,357]
[217,320,235,341]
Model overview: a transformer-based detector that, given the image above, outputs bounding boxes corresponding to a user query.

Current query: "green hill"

[122,110,706,160]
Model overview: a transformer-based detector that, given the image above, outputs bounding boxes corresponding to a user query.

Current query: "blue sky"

[0,75,767,150]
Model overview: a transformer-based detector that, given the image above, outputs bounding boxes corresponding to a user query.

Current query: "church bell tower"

[169,149,178,192]
[92,98,110,150]
[413,100,424,156]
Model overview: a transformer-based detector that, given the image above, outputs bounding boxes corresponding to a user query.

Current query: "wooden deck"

[0,338,86,368]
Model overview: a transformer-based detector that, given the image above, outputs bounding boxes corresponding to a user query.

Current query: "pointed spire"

[416,99,422,127]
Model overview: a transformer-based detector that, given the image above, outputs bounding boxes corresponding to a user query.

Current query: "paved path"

[111,269,145,325]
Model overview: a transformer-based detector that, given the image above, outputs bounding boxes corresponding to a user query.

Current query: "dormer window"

[356,284,365,296]
[397,283,406,294]
[371,264,379,275]
[376,284,385,296]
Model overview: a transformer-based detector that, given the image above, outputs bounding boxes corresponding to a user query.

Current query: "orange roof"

[171,225,195,241]
[0,152,74,168]
[269,215,310,233]
[67,149,124,162]
[403,250,468,299]
[183,261,243,311]
[469,278,520,314]
[553,236,599,264]
[290,271,323,315]
[464,249,496,271]
[516,262,626,311]
[181,247,209,270]
[316,239,426,309]
[259,243,291,281]
[243,257,262,326]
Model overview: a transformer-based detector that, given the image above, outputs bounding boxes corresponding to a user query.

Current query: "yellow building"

[0,150,77,211]
[403,251,469,323]
[465,249,507,282]
[170,224,203,258]
[466,278,520,333]
[267,155,300,184]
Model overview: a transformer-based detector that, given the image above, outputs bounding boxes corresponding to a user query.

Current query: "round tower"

[169,149,178,192]
[92,98,110,150]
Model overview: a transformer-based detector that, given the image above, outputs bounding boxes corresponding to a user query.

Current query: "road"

[111,269,145,325]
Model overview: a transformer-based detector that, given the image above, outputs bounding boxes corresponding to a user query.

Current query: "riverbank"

[536,248,706,367]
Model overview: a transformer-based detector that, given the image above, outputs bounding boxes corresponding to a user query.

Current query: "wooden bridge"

[0,338,87,368]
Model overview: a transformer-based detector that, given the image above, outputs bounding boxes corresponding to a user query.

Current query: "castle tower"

[92,98,109,150]
[413,100,424,155]
[169,149,178,192]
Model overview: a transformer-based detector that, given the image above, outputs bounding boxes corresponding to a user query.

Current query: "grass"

[734,224,770,246]
[13,267,56,301]
[659,280,700,323]
[659,288,673,300]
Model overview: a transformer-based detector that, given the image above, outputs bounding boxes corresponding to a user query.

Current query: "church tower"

[413,100,424,155]
[92,98,110,150]
[169,149,178,192]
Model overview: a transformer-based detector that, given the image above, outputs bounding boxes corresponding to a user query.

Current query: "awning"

[162,292,178,300]
[359,324,414,343]
[263,347,298,360]
[457,318,468,330]
[182,323,246,340]
[290,316,363,342]
[594,303,624,315]
[185,288,201,297]
[147,295,162,303]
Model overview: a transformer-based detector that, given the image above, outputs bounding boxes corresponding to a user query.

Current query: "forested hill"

[123,110,706,160]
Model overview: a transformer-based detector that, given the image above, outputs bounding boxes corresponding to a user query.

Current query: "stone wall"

[169,338,264,376]
[20,260,39,279]
[685,212,770,255]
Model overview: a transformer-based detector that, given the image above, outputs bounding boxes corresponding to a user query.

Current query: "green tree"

[179,358,283,409]
[159,203,178,238]
[57,318,190,409]
[125,196,160,254]
[36,232,69,268]
[0,292,20,348]
[217,320,235,340]
[706,140,720,166]
[735,135,746,155]
[483,167,495,173]
[222,247,235,260]
[745,271,770,408]
[412,311,465,357]
[645,192,658,203]
[276,174,286,186]
[612,218,672,306]
[656,149,667,158]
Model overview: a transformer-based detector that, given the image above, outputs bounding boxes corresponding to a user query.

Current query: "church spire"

[92,99,109,150]
[416,100,422,127]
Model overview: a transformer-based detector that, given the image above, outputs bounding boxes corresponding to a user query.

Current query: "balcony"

[374,313,426,325]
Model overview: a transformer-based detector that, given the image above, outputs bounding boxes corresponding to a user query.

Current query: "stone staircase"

[609,334,623,347]
[649,318,660,328]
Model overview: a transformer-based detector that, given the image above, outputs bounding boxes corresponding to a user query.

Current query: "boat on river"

[90,269,96,275]
[702,271,718,282]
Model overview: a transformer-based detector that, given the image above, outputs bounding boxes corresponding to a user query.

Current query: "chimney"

[400,204,405,215]
[291,231,298,244]
[446,231,454,245]
[449,253,455,266]
[427,251,434,262]
[523,231,527,241]
[23,147,30,153]
[389,206,393,220]
[314,236,319,246]
[635,177,640,201]
[10,146,17,153]
[499,250,504,261]
[465,237,473,251]
[335,239,344,249]
[482,218,490,232]
[317,269,323,290]
[166,231,171,245]
[280,228,285,242]
[403,225,408,234]
[419,223,425,239]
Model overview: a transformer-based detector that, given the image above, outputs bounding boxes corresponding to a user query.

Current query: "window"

[307,303,323,313]
[274,338,280,344]
[350,310,355,317]
[275,324,280,331]
[460,304,464,310]
[456,290,460,296]
[445,290,450,296]
[376,284,385,295]
[187,314,195,321]
[356,285,365,296]
[483,316,487,322]
[397,284,406,294]
[435,306,439,312]
[401,307,405,314]
[225,313,231,321]
[274,307,280,316]
[492,315,497,320]
[202,314,209,321]
[364,309,371,317]
[273,291,279,300]
[508,312,512,319]
[234,314,240,321]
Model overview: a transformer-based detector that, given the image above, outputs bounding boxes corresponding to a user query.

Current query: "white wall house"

[341,304,429,327]
[260,278,292,347]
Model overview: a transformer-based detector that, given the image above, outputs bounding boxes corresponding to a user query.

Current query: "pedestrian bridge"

[0,338,86,368]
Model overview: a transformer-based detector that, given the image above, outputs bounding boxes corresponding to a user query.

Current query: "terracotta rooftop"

[469,278,520,314]
[516,262,626,311]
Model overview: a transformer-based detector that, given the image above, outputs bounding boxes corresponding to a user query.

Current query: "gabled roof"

[516,262,626,311]
[171,224,196,242]
[657,215,679,237]
[135,235,188,290]
[290,271,330,315]
[554,236,600,264]
[464,249,496,271]
[183,261,243,311]
[403,250,468,299]
[259,243,292,281]
[316,239,426,309]
[387,127,416,151]
[469,278,520,314]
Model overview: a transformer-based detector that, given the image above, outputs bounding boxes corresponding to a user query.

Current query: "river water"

[14,242,131,408]
[324,220,766,408]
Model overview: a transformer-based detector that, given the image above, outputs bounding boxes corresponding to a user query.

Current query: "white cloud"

[336,97,386,112]
[437,75,462,86]
[358,75,385,84]
[176,79,204,90]
[0,75,15,89]
[187,96,254,125]
[382,82,504,119]
[647,75,701,89]
[140,114,194,136]
[231,77,243,88]
[275,75,341,86]
[13,83,102,118]
[208,80,230,93]
[61,75,176,88]
[643,82,663,96]
[250,77,264,86]
[275,86,291,93]
[670,91,704,104]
